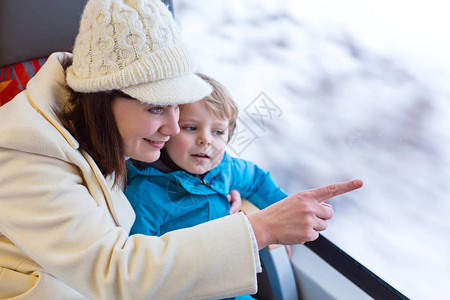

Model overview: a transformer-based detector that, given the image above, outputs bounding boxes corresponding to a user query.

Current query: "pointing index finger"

[311,179,363,202]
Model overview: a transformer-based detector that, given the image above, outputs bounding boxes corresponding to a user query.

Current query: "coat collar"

[26,52,79,149]
[128,152,232,196]
[25,52,129,228]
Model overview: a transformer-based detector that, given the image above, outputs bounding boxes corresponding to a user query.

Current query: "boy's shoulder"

[220,152,258,168]
[207,152,259,180]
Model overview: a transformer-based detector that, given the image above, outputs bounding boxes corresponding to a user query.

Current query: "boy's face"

[165,101,229,175]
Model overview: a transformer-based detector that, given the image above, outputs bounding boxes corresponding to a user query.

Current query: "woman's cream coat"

[0,53,257,299]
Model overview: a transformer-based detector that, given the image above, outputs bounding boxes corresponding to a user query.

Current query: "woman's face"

[112,97,180,163]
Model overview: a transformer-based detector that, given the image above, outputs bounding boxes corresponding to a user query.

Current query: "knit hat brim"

[121,73,212,105]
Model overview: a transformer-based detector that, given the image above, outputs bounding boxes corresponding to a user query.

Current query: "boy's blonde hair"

[195,73,238,142]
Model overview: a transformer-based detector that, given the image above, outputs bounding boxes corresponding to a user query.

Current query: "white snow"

[174,1,450,299]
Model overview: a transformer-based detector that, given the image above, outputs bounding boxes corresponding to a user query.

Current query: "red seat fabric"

[0,57,47,107]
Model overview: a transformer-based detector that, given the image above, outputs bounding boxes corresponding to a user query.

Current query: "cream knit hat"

[66,0,212,105]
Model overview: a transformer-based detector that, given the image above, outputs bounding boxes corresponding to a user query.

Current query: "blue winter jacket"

[125,152,288,237]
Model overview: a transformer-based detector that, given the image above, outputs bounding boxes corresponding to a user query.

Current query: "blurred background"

[174,1,450,299]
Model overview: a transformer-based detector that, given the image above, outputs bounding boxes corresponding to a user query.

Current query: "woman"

[0,0,362,299]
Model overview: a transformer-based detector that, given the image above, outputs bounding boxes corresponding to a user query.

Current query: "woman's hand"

[247,179,363,250]
[228,190,242,215]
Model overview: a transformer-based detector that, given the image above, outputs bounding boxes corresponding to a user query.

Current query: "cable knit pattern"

[66,0,211,104]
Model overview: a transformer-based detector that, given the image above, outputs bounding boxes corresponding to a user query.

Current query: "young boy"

[125,74,289,299]
[125,73,288,237]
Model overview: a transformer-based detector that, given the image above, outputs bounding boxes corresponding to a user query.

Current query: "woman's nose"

[160,108,180,137]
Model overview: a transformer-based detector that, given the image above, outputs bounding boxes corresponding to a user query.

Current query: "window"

[175,1,449,299]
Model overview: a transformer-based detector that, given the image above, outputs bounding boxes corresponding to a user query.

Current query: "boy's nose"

[197,136,211,146]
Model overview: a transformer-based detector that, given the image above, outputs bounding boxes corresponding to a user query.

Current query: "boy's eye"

[183,125,197,131]
[213,130,224,136]
[148,106,163,114]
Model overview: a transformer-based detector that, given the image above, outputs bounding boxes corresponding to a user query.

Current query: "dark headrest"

[0,0,174,68]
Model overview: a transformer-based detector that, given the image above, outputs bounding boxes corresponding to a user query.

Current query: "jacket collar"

[131,148,182,173]
[128,152,232,195]
[26,52,79,149]
[25,52,127,227]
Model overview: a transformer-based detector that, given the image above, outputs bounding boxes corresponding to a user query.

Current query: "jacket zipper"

[201,179,211,187]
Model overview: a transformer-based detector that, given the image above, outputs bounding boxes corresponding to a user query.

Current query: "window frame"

[306,234,409,300]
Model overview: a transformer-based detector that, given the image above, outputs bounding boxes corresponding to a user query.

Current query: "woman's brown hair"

[57,56,132,186]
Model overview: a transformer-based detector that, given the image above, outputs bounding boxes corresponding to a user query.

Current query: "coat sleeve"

[229,157,288,209]
[0,145,257,299]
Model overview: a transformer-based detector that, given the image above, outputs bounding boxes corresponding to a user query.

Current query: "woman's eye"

[148,107,163,114]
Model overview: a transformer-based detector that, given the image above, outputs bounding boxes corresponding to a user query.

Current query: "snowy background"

[174,1,450,299]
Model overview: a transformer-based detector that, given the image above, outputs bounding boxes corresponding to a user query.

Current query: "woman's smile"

[143,138,167,149]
